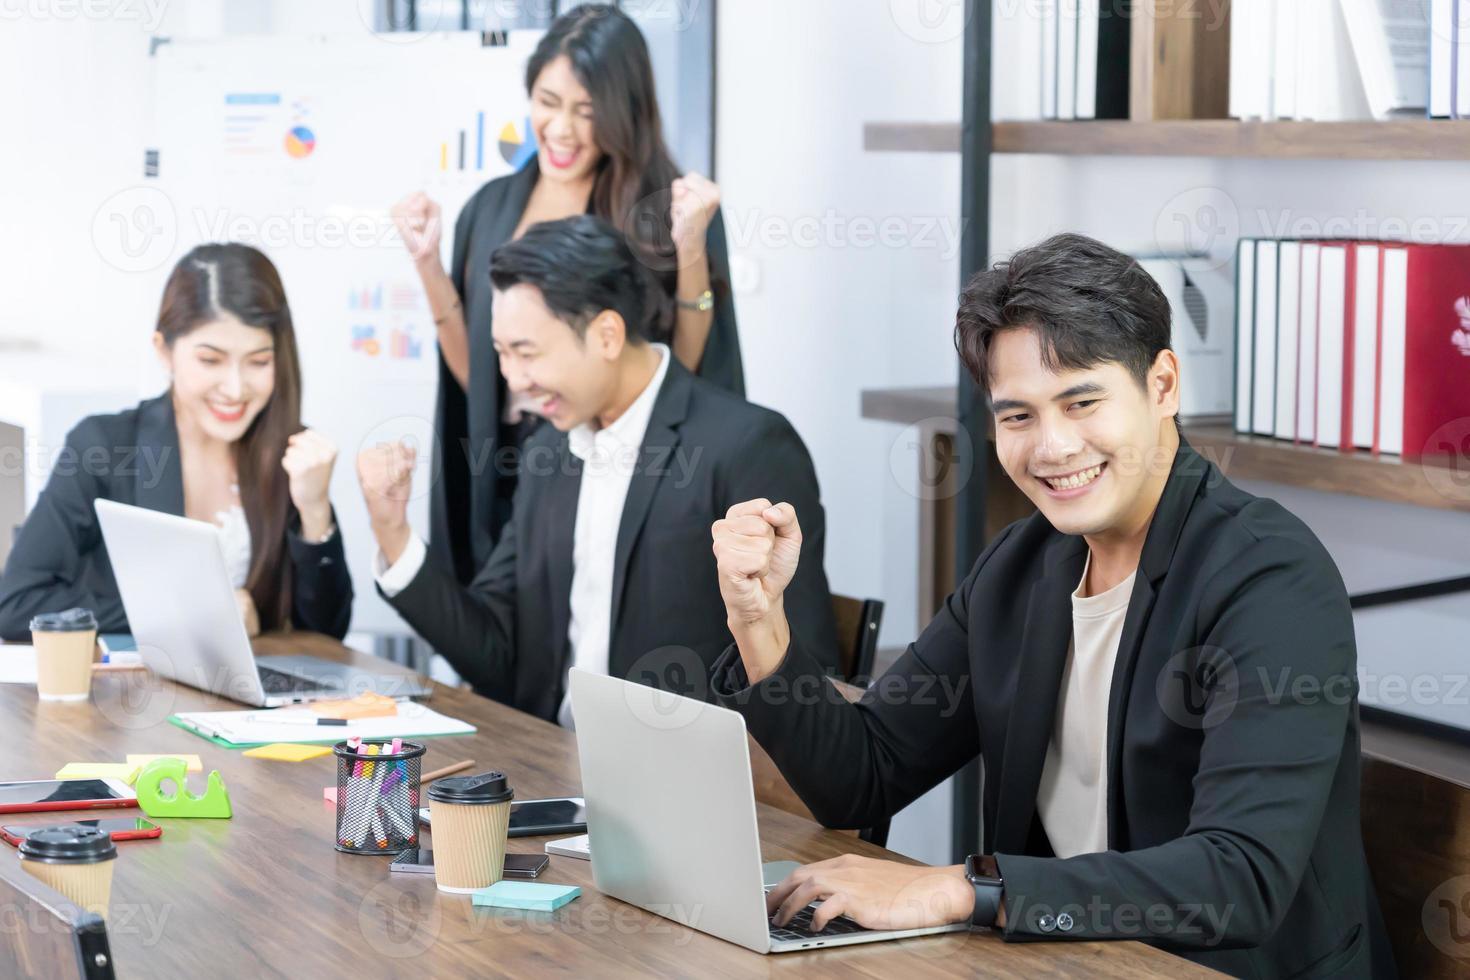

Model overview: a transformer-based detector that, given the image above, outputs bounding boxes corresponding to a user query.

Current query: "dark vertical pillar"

[952,0,992,865]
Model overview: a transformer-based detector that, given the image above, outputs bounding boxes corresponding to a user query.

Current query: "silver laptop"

[568,668,970,953]
[95,499,431,707]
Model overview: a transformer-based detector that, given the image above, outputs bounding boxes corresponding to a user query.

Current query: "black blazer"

[429,158,745,585]
[713,439,1394,979]
[385,358,838,723]
[0,395,353,642]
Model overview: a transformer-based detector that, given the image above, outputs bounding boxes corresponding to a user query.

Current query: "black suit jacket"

[713,439,1394,979]
[429,159,746,585]
[385,358,838,723]
[0,395,353,641]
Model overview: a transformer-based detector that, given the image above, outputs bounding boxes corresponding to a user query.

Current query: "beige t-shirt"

[1035,553,1137,859]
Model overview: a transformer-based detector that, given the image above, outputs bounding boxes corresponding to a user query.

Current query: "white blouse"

[215,504,252,589]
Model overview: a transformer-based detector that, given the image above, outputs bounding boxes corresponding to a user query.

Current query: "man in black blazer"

[357,216,837,724]
[709,234,1393,978]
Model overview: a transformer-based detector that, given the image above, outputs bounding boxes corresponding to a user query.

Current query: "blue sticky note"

[471,880,581,912]
[99,633,137,654]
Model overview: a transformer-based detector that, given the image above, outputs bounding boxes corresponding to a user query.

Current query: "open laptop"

[95,499,431,707]
[568,668,970,953]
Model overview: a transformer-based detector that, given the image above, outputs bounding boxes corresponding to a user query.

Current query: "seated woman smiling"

[0,243,354,641]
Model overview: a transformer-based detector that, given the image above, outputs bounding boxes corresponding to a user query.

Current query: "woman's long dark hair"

[155,243,302,632]
[526,4,689,336]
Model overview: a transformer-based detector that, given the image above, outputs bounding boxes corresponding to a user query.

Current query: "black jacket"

[0,394,353,641]
[429,159,745,585]
[713,439,1394,979]
[385,359,837,723]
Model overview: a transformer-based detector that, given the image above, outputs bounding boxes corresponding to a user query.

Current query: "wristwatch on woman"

[964,854,1004,928]
[675,289,714,313]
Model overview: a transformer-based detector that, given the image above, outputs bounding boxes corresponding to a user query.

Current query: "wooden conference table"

[0,634,1222,979]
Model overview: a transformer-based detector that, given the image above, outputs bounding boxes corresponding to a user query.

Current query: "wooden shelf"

[1185,425,1470,513]
[864,120,1470,159]
[993,119,1470,159]
[862,121,961,153]
[861,386,1470,513]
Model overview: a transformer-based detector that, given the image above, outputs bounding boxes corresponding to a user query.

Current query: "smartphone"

[504,853,549,878]
[417,798,587,839]
[1,817,162,847]
[388,848,435,874]
[389,849,548,879]
[0,779,137,815]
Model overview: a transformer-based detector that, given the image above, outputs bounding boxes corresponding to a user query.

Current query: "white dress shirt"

[376,345,671,730]
[1035,551,1136,859]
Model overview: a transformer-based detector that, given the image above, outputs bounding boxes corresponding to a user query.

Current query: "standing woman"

[391,3,742,586]
[0,244,353,641]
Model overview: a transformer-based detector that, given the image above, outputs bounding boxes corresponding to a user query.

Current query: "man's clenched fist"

[356,440,416,565]
[711,498,802,623]
[712,499,802,682]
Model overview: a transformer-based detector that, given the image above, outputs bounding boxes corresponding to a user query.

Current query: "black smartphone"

[417,798,587,838]
[507,798,586,838]
[388,849,548,879]
[504,853,548,879]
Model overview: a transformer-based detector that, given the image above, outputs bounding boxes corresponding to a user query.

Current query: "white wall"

[0,11,169,368]
[716,1,964,643]
[716,1,966,865]
[0,0,374,369]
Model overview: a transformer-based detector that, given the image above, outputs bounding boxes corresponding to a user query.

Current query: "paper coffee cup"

[30,608,97,702]
[427,772,514,893]
[18,826,118,917]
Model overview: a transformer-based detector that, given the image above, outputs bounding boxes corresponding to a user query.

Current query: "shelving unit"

[866,119,1470,160]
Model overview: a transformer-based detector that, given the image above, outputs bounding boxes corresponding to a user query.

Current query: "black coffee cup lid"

[427,771,514,805]
[19,826,117,863]
[29,608,98,633]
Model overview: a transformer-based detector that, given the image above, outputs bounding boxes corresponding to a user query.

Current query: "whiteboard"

[153,31,541,633]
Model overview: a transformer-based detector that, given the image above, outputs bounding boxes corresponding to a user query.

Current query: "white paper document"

[0,647,38,685]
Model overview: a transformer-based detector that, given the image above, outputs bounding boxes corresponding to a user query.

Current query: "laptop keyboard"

[766,901,871,943]
[257,664,330,695]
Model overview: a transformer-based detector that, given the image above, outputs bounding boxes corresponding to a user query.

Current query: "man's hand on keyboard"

[766,854,976,932]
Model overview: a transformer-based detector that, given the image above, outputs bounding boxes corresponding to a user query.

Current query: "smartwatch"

[964,854,1004,928]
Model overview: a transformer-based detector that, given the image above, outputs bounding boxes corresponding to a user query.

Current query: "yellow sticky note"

[56,763,141,784]
[242,743,333,762]
[126,753,203,773]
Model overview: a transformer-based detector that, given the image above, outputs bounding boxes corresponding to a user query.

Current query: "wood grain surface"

[0,634,1221,978]
[862,121,1470,160]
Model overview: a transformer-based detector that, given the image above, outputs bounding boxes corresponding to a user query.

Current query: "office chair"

[0,852,116,979]
[746,593,892,848]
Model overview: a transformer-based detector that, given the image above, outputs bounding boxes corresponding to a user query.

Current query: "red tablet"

[0,778,137,815]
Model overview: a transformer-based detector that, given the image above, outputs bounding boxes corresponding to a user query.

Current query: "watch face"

[965,854,1001,884]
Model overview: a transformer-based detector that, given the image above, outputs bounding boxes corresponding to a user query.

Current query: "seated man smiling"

[708,234,1393,978]
[358,215,838,725]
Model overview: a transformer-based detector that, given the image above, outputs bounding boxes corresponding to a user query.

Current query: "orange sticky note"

[310,692,399,721]
[242,743,333,762]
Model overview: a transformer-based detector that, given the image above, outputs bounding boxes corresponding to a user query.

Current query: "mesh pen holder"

[333,740,425,854]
